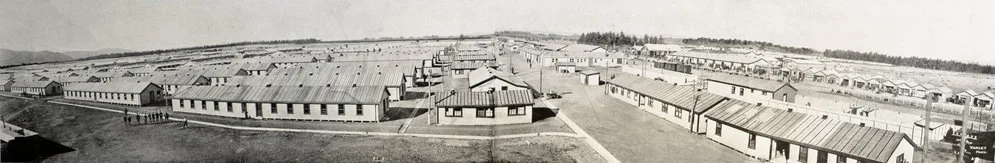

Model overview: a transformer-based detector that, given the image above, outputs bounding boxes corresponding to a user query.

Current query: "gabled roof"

[670,51,762,64]
[434,90,534,107]
[557,44,603,52]
[451,61,498,70]
[11,80,58,88]
[50,75,99,83]
[707,74,795,92]
[172,85,387,104]
[111,74,209,85]
[705,99,914,163]
[452,54,496,61]
[64,82,158,94]
[642,44,681,51]
[607,73,726,113]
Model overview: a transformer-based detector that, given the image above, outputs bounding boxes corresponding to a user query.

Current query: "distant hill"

[0,49,73,67]
[63,48,133,59]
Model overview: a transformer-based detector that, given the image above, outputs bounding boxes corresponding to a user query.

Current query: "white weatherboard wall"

[706,81,775,104]
[470,79,528,92]
[620,65,697,86]
[171,99,384,122]
[436,106,531,125]
[705,120,773,161]
[606,84,695,130]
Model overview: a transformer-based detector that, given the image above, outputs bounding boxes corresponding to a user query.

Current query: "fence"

[811,82,995,124]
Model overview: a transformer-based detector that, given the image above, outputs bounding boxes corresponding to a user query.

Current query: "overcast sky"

[2,0,994,64]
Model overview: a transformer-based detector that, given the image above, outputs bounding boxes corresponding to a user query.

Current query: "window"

[286,104,294,114]
[750,89,754,93]
[508,107,526,116]
[355,105,363,115]
[270,103,278,114]
[674,109,682,118]
[661,104,669,113]
[201,101,207,110]
[747,134,756,149]
[179,100,185,108]
[476,108,494,118]
[446,108,463,117]
[303,104,311,114]
[227,102,233,112]
[731,86,736,94]
[739,88,744,96]
[501,86,508,90]
[837,155,846,163]
[895,153,906,163]
[320,105,328,115]
[338,104,346,115]
[647,100,654,107]
[131,94,136,100]
[817,151,827,163]
[715,123,722,136]
[799,146,808,163]
[214,102,219,111]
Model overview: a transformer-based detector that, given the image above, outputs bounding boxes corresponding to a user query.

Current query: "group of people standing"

[123,111,170,125]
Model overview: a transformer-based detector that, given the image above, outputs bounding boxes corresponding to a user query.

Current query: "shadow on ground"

[1,135,75,162]
[532,107,558,122]
[383,107,428,122]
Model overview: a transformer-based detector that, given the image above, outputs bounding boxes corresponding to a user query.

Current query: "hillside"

[63,48,133,59]
[0,49,73,66]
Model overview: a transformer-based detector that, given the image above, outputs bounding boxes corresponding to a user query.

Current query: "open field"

[0,96,602,162]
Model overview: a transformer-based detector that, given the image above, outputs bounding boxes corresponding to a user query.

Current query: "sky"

[1,0,994,64]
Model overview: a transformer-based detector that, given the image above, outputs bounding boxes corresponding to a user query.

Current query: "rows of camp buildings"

[513,40,918,162]
[619,43,995,111]
[604,72,915,163]
[1,40,545,125]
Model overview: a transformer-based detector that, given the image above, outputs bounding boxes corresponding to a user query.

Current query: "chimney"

[859,123,866,127]
[352,84,357,87]
[266,83,272,87]
[821,115,828,119]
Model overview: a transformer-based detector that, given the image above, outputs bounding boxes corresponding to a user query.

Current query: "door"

[255,105,263,118]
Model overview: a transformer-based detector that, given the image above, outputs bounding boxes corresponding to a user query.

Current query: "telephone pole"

[960,96,973,162]
[923,94,933,160]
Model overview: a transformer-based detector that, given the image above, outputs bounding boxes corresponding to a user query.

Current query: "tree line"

[681,38,819,55]
[79,39,323,61]
[576,31,668,47]
[824,49,995,74]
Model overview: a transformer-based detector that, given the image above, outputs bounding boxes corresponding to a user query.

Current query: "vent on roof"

[786,108,793,112]
[821,115,828,119]
[309,73,313,76]
[859,123,865,127]
[357,72,361,75]
[352,84,357,87]
[266,83,272,87]
[377,72,381,75]
[299,84,303,87]
[326,84,331,87]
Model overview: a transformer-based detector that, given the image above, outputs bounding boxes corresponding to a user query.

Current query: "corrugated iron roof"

[707,74,794,92]
[705,99,912,163]
[434,90,534,107]
[172,85,386,104]
[11,80,57,88]
[606,73,726,113]
[111,74,208,85]
[451,61,497,70]
[50,75,99,83]
[64,82,158,94]
[227,71,403,87]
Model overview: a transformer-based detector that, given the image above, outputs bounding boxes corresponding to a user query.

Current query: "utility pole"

[960,96,973,162]
[923,94,933,160]
[539,52,543,96]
